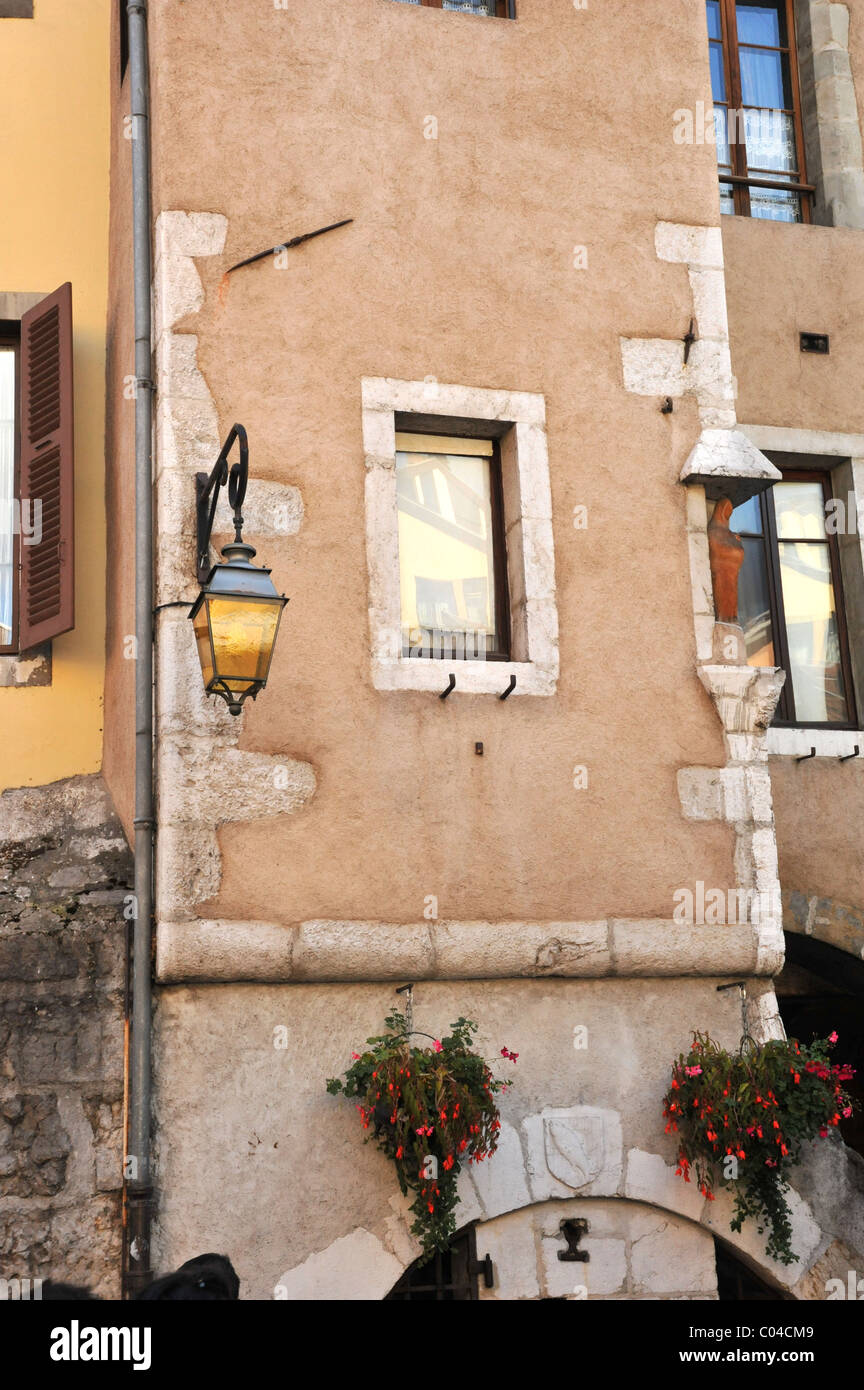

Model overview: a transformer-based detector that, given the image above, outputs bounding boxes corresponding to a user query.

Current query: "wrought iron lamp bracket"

[196,423,250,582]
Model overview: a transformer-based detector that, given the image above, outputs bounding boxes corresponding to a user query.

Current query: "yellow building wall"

[0,0,110,790]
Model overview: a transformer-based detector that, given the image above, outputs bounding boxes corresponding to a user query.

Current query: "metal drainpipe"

[125,0,155,1298]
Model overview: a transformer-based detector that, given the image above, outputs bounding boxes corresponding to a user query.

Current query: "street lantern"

[189,424,287,716]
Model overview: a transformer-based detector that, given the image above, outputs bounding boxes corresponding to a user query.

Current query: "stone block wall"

[0,774,132,1298]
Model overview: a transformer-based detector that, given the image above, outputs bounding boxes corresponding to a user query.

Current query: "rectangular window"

[706,0,811,222]
[0,3,34,17]
[395,433,509,660]
[388,1,513,17]
[0,331,18,652]
[731,471,857,726]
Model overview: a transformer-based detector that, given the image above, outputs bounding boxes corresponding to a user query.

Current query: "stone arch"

[275,1104,856,1300]
[784,889,864,969]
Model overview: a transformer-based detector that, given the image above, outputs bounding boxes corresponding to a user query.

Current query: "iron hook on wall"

[499,674,516,701]
[839,745,860,762]
[439,673,456,700]
[796,747,817,763]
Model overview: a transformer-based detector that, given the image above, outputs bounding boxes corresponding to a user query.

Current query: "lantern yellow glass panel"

[202,596,283,692]
[189,549,287,714]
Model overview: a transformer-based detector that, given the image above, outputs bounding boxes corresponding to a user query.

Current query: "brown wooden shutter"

[18,283,74,649]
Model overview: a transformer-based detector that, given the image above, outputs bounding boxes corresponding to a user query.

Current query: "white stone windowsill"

[372,657,554,697]
[765,727,864,758]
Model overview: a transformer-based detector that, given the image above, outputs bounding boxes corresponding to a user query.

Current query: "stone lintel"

[155,917,773,983]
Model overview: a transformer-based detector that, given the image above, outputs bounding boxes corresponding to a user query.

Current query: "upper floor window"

[0,3,34,16]
[731,470,857,726]
[396,433,510,660]
[706,0,811,222]
[389,1,513,17]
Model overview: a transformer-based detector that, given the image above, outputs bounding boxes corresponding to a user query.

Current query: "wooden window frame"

[710,0,812,221]
[737,466,858,728]
[404,0,513,16]
[397,429,512,663]
[0,324,21,656]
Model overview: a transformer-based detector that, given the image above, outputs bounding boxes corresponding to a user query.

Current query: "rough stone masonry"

[0,774,132,1298]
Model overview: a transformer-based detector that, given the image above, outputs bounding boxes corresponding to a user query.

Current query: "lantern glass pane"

[207,595,282,688]
[192,604,215,688]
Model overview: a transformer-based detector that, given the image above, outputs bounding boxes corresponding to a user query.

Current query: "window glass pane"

[713,107,732,166]
[706,1,722,41]
[709,43,727,101]
[749,179,801,222]
[736,2,782,47]
[744,108,800,172]
[774,480,827,539]
[742,109,796,172]
[739,46,788,107]
[0,348,14,647]
[739,535,776,666]
[730,494,764,535]
[443,0,495,11]
[778,541,850,722]
[719,183,736,215]
[396,446,502,659]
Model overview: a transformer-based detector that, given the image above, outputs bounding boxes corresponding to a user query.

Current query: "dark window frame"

[385,1225,482,1300]
[0,2,34,18]
[0,323,21,656]
[736,464,858,728]
[393,0,514,17]
[709,0,812,221]
[397,429,512,663]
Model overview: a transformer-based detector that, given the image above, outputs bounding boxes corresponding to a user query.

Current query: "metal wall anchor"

[557,1218,590,1263]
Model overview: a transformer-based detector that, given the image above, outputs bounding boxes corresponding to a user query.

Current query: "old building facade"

[3,0,864,1301]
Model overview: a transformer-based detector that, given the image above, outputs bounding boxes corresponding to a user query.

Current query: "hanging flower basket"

[663,1030,855,1265]
[326,1011,517,1256]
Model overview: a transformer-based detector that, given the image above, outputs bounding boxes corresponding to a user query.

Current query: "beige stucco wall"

[128,0,864,1297]
[149,978,749,1299]
[145,0,735,927]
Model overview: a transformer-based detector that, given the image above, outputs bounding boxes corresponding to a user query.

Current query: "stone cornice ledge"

[155,917,771,984]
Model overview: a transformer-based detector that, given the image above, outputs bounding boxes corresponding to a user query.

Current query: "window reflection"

[395,435,506,659]
[731,480,853,724]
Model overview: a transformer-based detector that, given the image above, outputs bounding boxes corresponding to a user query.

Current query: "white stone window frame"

[741,422,864,757]
[361,377,558,696]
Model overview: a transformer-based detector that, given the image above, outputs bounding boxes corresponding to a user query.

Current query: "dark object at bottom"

[136,1253,240,1301]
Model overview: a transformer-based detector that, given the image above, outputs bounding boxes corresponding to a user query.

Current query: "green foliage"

[663,1031,855,1264]
[327,1011,516,1256]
